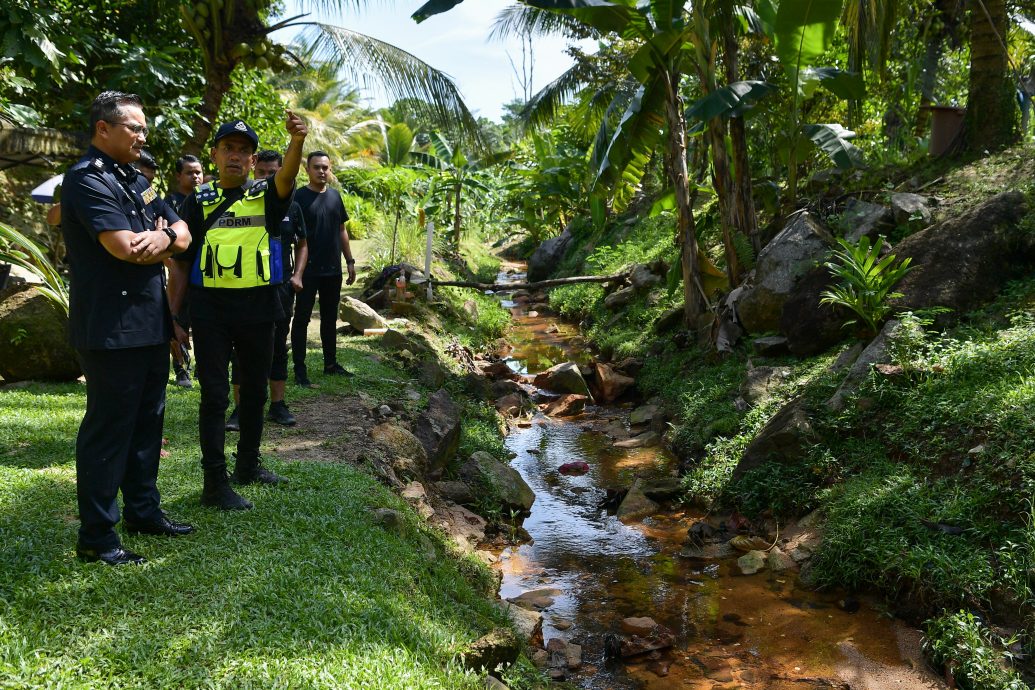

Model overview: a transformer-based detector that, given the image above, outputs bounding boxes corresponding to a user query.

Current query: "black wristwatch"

[160,226,177,250]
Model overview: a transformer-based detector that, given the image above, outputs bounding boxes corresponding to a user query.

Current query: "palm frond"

[298,23,481,144]
[490,4,598,41]
[521,61,594,131]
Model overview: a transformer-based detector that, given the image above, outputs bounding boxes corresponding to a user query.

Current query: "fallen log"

[431,273,628,292]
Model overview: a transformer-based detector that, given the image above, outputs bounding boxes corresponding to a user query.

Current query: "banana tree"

[415,0,718,327]
[177,0,479,154]
[381,122,417,263]
[412,132,512,251]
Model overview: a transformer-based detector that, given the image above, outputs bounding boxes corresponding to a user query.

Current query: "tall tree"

[178,0,480,155]
[963,0,1017,151]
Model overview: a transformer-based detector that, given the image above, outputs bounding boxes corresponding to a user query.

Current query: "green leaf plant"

[0,222,69,314]
[819,235,912,338]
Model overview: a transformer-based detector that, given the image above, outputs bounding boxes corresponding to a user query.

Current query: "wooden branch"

[431,273,629,292]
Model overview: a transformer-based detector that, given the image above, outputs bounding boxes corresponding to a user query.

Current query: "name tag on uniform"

[215,214,265,228]
[141,185,157,205]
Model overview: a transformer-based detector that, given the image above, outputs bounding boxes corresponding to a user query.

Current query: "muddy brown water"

[492,265,944,690]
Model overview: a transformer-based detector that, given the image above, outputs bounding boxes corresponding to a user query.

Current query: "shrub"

[820,235,912,337]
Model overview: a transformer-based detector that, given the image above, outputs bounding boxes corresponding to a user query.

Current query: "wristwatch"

[160,226,177,250]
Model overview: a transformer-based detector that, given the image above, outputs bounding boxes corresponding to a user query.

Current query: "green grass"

[0,334,506,689]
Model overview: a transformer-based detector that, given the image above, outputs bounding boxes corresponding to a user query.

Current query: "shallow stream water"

[491,264,945,690]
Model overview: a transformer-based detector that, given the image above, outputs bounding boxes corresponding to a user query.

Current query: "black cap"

[213,120,259,149]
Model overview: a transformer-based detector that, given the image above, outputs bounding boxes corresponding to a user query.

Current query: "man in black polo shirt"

[290,151,357,386]
[169,114,307,511]
[62,90,194,566]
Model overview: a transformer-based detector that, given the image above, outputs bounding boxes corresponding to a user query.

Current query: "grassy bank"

[540,142,1035,687]
[0,296,522,688]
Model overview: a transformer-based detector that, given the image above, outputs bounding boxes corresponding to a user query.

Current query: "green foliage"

[0,221,69,313]
[925,611,1027,689]
[820,235,913,336]
[212,67,288,153]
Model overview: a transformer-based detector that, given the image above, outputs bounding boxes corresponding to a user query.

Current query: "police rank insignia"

[140,186,157,205]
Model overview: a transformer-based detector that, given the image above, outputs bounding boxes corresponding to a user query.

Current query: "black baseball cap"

[213,120,259,149]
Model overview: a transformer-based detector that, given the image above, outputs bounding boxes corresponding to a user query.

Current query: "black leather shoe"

[295,373,317,388]
[323,363,354,377]
[124,515,195,537]
[267,401,297,426]
[225,406,240,432]
[76,546,146,566]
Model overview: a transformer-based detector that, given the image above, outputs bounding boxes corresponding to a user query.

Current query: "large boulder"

[826,319,903,412]
[591,362,635,403]
[738,212,835,334]
[461,450,535,513]
[528,228,573,282]
[890,192,933,227]
[369,423,428,480]
[0,286,80,382]
[779,264,854,356]
[891,191,1033,319]
[413,389,461,471]
[841,198,894,244]
[461,628,521,672]
[732,398,813,480]
[617,478,659,522]
[629,263,663,289]
[533,362,592,398]
[338,295,388,333]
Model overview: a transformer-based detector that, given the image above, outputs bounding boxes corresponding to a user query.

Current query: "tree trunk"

[184,61,236,156]
[719,6,760,257]
[963,0,1016,152]
[664,72,706,329]
[452,181,462,250]
[432,273,628,291]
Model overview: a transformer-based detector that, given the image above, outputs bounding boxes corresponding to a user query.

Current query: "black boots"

[201,469,253,510]
[230,454,287,486]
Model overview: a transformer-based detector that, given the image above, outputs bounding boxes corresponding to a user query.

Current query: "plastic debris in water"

[558,461,590,476]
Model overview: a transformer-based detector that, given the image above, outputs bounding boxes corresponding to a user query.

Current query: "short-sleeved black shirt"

[61,145,179,350]
[294,186,349,278]
[174,179,293,324]
[279,201,307,275]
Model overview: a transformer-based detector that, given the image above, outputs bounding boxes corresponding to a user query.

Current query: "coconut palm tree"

[178,0,479,154]
[272,59,383,165]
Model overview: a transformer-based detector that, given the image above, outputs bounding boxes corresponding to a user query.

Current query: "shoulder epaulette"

[197,182,219,204]
[244,178,268,199]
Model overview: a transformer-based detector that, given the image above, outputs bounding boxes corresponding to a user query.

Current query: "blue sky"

[272,1,587,122]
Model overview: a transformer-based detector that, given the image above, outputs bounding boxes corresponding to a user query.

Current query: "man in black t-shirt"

[290,150,357,386]
[62,91,193,565]
[166,154,204,214]
[168,114,307,511]
[165,155,204,387]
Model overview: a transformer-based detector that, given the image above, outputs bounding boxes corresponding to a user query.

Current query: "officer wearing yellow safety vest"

[168,113,308,511]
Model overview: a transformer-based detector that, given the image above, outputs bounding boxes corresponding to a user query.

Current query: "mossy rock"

[0,286,80,382]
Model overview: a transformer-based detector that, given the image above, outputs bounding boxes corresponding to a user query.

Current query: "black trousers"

[230,286,294,385]
[193,318,274,471]
[291,274,342,373]
[76,344,167,550]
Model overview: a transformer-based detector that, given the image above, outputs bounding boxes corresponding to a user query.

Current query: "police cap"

[213,120,259,150]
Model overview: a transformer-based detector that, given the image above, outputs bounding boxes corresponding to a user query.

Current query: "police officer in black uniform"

[62,91,195,565]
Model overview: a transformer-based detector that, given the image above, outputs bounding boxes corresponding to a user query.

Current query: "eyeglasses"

[106,121,149,137]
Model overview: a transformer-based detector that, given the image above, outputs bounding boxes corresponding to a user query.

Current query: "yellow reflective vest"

[189,179,283,288]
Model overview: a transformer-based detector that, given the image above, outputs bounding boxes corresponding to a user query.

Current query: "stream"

[489,263,945,690]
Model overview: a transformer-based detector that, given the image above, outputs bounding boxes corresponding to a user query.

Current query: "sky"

[272,1,589,122]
